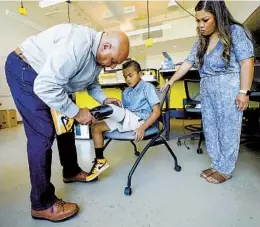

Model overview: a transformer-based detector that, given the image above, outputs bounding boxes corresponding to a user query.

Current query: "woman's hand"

[160,61,193,92]
[160,80,174,92]
[236,94,249,112]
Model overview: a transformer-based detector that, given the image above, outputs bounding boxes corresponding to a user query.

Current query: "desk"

[100,80,159,89]
[76,80,159,109]
[159,68,200,81]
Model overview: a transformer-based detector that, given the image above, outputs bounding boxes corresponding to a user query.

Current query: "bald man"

[5,24,129,222]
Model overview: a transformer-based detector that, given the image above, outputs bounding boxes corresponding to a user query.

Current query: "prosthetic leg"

[51,104,124,135]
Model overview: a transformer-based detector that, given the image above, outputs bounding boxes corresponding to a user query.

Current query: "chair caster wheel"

[197,148,203,154]
[124,187,132,196]
[177,140,182,146]
[174,165,181,172]
[135,151,140,156]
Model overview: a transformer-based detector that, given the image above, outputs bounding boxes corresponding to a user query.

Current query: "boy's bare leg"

[86,121,110,181]
[91,121,110,149]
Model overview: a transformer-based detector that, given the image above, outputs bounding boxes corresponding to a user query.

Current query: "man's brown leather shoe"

[31,200,79,222]
[63,170,98,183]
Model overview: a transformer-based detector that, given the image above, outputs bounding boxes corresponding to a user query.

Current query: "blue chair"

[103,85,181,196]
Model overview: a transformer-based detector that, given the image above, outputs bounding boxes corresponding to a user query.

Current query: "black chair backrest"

[157,85,170,110]
[184,79,200,103]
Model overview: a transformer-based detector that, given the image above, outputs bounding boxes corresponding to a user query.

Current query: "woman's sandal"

[200,168,216,179]
[206,171,231,184]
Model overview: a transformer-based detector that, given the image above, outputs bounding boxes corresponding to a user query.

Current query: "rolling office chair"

[102,85,181,196]
[177,79,204,154]
[240,67,260,147]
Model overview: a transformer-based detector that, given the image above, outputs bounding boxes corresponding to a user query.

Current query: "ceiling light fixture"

[39,0,67,8]
[5,9,45,31]
[168,0,178,8]
[126,24,172,37]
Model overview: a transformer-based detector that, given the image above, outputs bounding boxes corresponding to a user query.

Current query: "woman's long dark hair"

[195,0,252,67]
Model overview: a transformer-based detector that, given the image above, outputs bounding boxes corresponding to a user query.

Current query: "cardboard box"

[0,109,17,129]
[0,110,8,129]
[7,109,17,128]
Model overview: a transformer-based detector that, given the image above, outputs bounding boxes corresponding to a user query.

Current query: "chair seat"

[104,126,159,141]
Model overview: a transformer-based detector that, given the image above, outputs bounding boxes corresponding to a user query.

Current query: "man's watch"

[239,89,252,96]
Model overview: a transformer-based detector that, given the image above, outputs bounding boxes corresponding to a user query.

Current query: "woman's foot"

[206,171,231,184]
[200,168,216,179]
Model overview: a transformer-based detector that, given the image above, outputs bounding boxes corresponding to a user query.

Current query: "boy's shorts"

[104,109,144,132]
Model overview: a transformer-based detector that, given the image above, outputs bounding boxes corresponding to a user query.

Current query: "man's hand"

[74,108,94,125]
[236,93,249,112]
[133,126,145,141]
[103,98,122,107]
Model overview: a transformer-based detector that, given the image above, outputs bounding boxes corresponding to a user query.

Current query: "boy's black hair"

[122,60,142,73]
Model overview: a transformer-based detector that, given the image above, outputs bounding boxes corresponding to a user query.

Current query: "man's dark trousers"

[5,52,82,210]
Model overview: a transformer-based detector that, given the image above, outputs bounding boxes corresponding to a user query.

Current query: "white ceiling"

[38,0,199,57]
[5,1,260,58]
[40,1,198,30]
[74,1,197,30]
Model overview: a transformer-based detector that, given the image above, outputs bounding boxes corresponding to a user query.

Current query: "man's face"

[96,43,125,69]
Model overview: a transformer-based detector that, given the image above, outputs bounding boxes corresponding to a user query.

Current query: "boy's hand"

[103,98,122,107]
[133,126,145,141]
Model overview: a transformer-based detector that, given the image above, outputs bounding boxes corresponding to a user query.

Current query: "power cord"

[66,0,71,23]
[181,118,190,150]
[146,0,150,38]
[175,0,196,18]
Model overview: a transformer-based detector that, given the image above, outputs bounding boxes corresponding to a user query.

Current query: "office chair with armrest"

[102,85,181,196]
[177,79,204,154]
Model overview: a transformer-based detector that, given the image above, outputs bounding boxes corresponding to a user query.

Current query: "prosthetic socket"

[89,105,113,121]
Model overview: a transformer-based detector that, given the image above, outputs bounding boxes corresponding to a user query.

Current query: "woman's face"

[195,10,216,36]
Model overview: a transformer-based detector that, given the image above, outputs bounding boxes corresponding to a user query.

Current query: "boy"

[87,60,161,181]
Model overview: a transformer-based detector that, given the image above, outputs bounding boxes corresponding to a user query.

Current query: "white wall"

[0,1,56,121]
[226,1,260,24]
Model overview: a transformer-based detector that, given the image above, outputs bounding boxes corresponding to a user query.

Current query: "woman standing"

[162,0,254,183]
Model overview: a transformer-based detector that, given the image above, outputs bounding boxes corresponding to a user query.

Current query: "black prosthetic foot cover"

[90,105,113,121]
